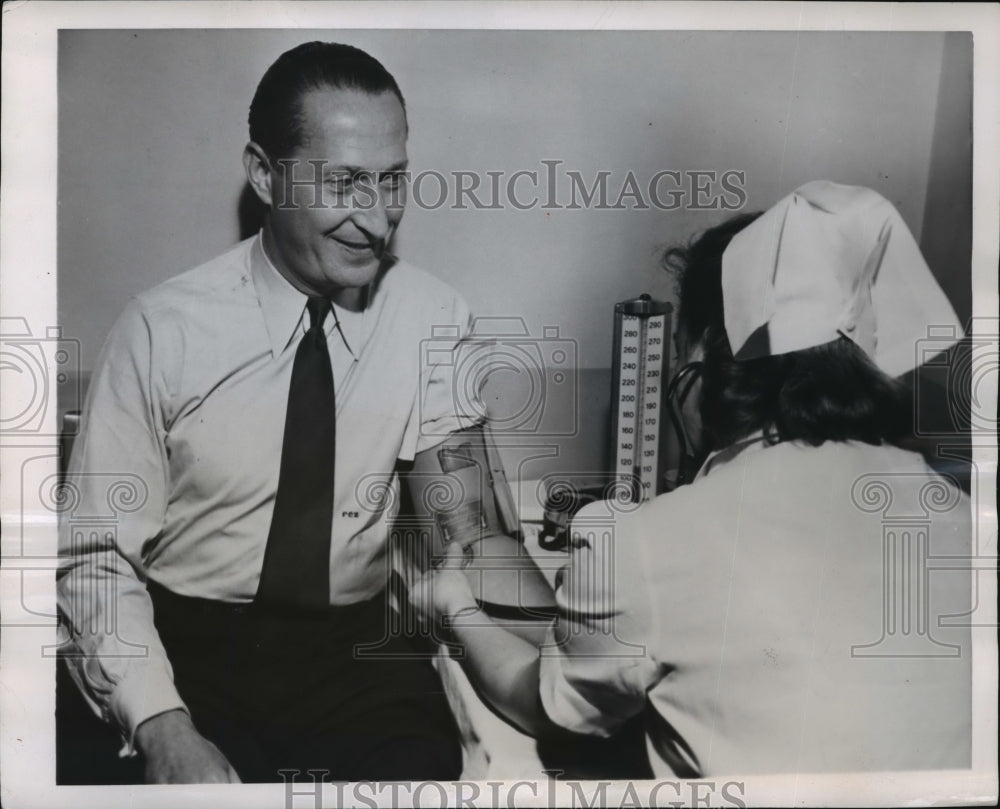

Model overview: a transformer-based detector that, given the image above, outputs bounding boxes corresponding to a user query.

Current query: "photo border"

[2,2,997,807]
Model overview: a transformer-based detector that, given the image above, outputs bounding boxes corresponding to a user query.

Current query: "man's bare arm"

[134,709,241,784]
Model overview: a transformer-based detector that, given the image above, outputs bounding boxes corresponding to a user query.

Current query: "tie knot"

[306,297,332,333]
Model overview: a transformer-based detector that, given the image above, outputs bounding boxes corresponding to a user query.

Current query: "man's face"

[262,87,408,300]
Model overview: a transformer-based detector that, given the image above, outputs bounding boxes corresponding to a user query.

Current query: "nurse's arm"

[408,547,558,738]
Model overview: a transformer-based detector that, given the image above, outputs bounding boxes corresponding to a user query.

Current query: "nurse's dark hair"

[248,41,406,160]
[664,212,911,451]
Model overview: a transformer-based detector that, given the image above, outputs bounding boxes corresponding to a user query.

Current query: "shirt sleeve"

[57,298,187,755]
[538,501,661,736]
[402,290,485,459]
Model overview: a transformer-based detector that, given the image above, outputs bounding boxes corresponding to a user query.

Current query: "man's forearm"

[134,708,192,754]
[134,708,240,783]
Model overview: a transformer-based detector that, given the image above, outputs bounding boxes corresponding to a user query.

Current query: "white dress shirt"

[58,233,480,747]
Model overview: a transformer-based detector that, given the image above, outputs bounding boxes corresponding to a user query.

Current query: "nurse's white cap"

[721,180,963,377]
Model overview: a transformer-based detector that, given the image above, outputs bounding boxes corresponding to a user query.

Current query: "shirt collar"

[694,430,774,481]
[250,232,362,359]
[331,298,363,360]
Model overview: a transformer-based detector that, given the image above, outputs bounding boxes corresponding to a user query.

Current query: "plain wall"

[58,29,972,475]
[921,31,974,324]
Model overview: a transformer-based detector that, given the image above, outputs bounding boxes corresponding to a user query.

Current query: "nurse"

[409,181,972,776]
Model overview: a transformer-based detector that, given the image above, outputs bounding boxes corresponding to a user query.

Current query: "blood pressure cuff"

[434,441,510,547]
[414,430,556,613]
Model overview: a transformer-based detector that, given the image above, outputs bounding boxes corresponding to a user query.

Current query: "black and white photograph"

[1,2,997,807]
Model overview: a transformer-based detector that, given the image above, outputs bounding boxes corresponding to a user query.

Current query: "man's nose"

[350,179,391,241]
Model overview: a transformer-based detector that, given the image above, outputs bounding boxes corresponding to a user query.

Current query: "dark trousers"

[147,579,462,783]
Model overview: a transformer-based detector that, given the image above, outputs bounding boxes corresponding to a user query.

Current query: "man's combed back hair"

[248,41,406,159]
[664,212,911,452]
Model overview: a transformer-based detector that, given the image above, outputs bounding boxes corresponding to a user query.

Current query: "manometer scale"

[610,294,672,503]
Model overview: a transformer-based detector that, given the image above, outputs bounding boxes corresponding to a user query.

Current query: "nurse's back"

[634,438,971,775]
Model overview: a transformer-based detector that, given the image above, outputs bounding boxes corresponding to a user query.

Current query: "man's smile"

[331,235,378,253]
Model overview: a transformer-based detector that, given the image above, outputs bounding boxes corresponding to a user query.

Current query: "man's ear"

[243,142,274,208]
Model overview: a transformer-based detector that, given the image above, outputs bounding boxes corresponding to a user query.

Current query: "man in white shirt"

[58,40,487,784]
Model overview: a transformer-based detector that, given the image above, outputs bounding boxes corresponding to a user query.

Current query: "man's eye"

[380,173,405,189]
[325,175,353,192]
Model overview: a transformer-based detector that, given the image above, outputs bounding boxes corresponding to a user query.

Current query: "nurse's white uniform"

[540,436,971,775]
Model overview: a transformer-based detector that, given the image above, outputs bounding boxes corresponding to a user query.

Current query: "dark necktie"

[256,297,336,611]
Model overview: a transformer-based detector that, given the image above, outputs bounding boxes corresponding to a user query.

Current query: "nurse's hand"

[409,541,479,626]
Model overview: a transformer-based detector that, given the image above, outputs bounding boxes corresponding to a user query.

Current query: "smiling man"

[57,42,480,784]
